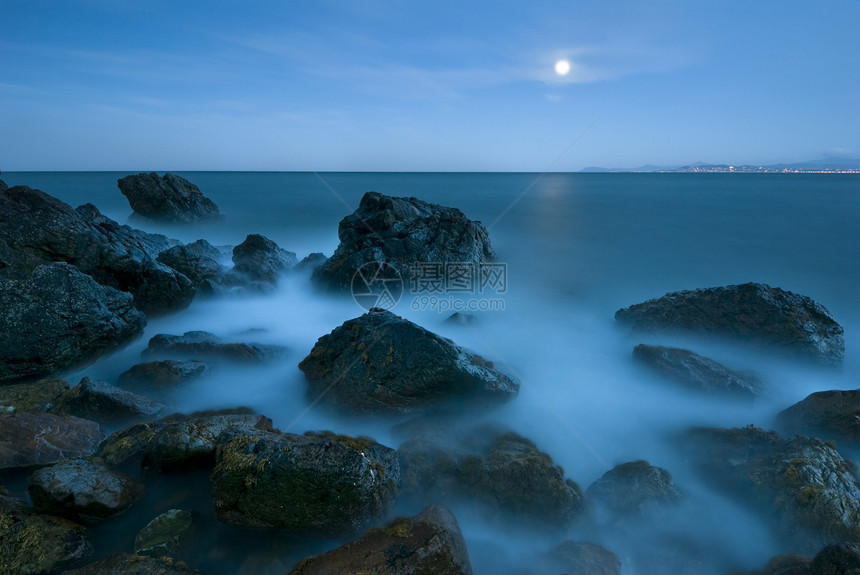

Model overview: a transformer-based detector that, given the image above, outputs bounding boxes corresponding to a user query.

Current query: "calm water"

[3,171,860,574]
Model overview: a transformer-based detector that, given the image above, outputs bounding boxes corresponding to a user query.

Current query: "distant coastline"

[581,156,860,174]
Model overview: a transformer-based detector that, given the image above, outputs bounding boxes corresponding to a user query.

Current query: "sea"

[3,171,860,574]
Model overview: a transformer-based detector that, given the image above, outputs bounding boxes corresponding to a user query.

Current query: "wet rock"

[682,425,860,554]
[97,409,272,472]
[117,172,221,223]
[0,491,92,574]
[0,379,69,413]
[776,390,860,448]
[633,344,762,398]
[228,234,296,285]
[62,553,205,575]
[286,504,472,575]
[398,427,585,528]
[743,554,810,575]
[0,263,147,384]
[313,191,495,290]
[294,252,327,274]
[809,542,860,574]
[50,377,165,425]
[211,429,400,536]
[616,283,844,366]
[157,240,226,295]
[143,331,287,364]
[298,309,519,414]
[134,509,195,557]
[586,460,682,519]
[537,540,622,575]
[0,412,105,470]
[28,458,145,522]
[117,360,210,392]
[0,185,194,315]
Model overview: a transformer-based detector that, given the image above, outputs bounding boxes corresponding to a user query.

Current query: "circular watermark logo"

[351,261,403,311]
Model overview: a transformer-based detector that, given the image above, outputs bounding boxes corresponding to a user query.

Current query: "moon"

[555,60,570,75]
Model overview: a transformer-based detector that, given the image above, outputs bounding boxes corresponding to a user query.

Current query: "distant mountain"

[581,157,860,173]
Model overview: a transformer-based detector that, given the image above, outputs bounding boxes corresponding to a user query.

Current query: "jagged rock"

[117,172,221,223]
[0,263,147,384]
[809,542,860,574]
[445,312,478,326]
[157,240,226,295]
[398,427,585,528]
[0,177,7,192]
[97,409,272,473]
[537,540,622,575]
[286,505,472,575]
[298,309,519,414]
[228,234,296,285]
[682,425,860,554]
[586,460,682,519]
[0,379,69,413]
[294,252,327,274]
[117,360,210,393]
[616,283,844,366]
[776,390,860,448]
[50,377,165,425]
[313,191,495,290]
[0,412,105,470]
[28,458,145,522]
[62,553,205,575]
[143,331,287,364]
[134,509,195,557]
[0,490,92,574]
[0,185,194,315]
[211,429,400,536]
[633,344,762,398]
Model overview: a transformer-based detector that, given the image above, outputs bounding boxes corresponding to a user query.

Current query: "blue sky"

[2,1,858,171]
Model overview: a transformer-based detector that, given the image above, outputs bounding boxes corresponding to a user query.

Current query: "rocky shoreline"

[0,173,857,574]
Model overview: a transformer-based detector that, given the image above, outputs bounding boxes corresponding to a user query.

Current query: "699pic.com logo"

[351,262,404,311]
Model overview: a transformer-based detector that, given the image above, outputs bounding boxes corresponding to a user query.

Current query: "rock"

[0,263,147,384]
[97,409,272,473]
[0,412,105,470]
[0,379,70,413]
[50,377,165,425]
[776,390,860,448]
[117,360,210,393]
[445,312,478,326]
[0,185,194,315]
[211,429,400,536]
[313,191,495,290]
[134,509,195,557]
[228,234,296,285]
[682,425,860,554]
[117,172,221,223]
[538,540,622,575]
[298,309,519,414]
[62,553,205,575]
[286,504,472,575]
[143,331,287,364]
[633,344,762,398]
[0,491,92,574]
[586,460,682,519]
[28,458,145,522]
[294,252,327,274]
[157,240,226,295]
[0,177,7,192]
[615,283,844,366]
[809,542,860,574]
[743,554,810,575]
[398,427,586,528]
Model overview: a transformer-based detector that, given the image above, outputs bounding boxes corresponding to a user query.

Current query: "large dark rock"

[28,458,145,522]
[586,460,682,519]
[743,543,860,575]
[776,390,860,448]
[0,412,105,470]
[117,172,221,223]
[228,234,296,285]
[50,377,165,425]
[0,378,70,413]
[682,425,860,554]
[0,185,194,315]
[298,309,519,414]
[287,505,472,575]
[156,240,226,295]
[211,429,400,536]
[1,490,92,574]
[116,360,211,396]
[97,409,272,472]
[398,428,585,528]
[633,344,762,399]
[616,283,844,366]
[143,331,287,364]
[313,191,495,290]
[0,263,147,384]
[62,553,205,575]
[536,540,622,575]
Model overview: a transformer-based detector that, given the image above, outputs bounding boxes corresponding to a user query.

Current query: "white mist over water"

[5,171,860,574]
